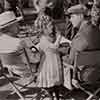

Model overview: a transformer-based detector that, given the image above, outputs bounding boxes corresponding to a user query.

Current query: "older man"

[63,4,100,88]
[65,4,100,64]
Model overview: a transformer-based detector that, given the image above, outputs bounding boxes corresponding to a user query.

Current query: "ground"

[0,16,99,100]
[0,75,91,100]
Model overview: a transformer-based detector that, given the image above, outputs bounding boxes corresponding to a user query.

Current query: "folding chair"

[73,50,100,100]
[0,59,25,100]
[0,46,52,100]
[0,46,36,100]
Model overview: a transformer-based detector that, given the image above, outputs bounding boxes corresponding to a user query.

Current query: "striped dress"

[36,35,63,88]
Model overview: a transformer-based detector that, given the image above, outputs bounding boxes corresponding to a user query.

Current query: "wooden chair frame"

[0,47,52,100]
[73,50,100,100]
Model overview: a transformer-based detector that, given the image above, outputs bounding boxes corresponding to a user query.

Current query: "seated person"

[0,11,36,86]
[64,4,100,88]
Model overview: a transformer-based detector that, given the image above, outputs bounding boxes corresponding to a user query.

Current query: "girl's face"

[44,21,54,35]
[47,22,53,34]
[44,22,56,42]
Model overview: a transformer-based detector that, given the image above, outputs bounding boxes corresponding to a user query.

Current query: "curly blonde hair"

[34,12,53,33]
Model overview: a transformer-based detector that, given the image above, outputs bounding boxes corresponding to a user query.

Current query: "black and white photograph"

[0,0,100,100]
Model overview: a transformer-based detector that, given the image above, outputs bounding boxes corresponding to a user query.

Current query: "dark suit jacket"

[69,20,100,64]
[64,17,79,40]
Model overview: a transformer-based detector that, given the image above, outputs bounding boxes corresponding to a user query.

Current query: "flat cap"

[65,4,87,15]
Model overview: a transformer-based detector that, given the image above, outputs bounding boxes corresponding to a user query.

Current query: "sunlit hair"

[34,13,54,33]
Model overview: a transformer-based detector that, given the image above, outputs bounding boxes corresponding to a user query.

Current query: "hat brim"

[65,11,87,17]
[64,11,72,17]
[0,16,23,29]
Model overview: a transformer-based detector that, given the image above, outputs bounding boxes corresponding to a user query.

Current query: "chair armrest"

[74,50,100,66]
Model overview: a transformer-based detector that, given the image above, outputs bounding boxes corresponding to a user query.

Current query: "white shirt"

[0,34,21,53]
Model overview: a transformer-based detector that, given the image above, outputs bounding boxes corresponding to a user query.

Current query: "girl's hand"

[72,78,80,88]
[55,34,62,47]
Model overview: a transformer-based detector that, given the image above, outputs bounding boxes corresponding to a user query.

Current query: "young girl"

[34,12,63,99]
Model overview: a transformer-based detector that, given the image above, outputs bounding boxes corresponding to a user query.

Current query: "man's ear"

[80,14,84,19]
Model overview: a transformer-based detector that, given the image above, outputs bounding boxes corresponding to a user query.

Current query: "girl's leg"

[43,87,54,100]
[54,86,60,100]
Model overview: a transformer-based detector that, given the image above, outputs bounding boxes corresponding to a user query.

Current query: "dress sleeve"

[72,33,88,51]
[34,43,40,50]
[49,34,62,49]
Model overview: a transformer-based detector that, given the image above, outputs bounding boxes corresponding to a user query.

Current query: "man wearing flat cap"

[67,4,100,64]
[64,4,88,41]
[64,4,100,88]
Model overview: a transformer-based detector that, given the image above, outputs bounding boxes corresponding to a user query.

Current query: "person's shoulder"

[84,21,100,32]
[79,20,93,32]
[81,20,90,28]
